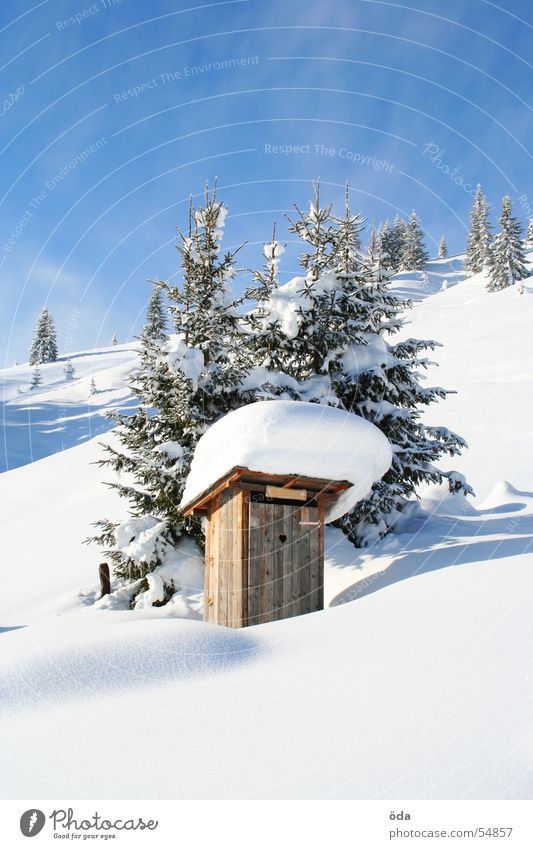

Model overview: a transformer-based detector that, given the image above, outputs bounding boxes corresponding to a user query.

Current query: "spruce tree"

[376,222,384,270]
[30,364,42,390]
[64,359,75,380]
[112,333,118,346]
[465,185,492,276]
[29,307,58,365]
[89,376,97,395]
[367,219,378,267]
[400,210,429,270]
[142,282,168,343]
[391,214,407,270]
[89,183,254,591]
[487,196,528,291]
[248,184,471,545]
[244,223,296,390]
[438,235,448,258]
[379,219,394,270]
[329,197,468,544]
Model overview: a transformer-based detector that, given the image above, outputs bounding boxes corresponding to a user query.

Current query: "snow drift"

[181,400,392,522]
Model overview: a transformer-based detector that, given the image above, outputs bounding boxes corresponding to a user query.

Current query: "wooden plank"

[299,507,311,616]
[281,504,294,619]
[230,490,243,627]
[257,502,270,623]
[207,496,220,623]
[291,507,302,617]
[240,490,249,627]
[272,505,285,620]
[265,485,307,501]
[219,490,234,627]
[248,502,261,626]
[265,502,280,622]
[316,499,325,611]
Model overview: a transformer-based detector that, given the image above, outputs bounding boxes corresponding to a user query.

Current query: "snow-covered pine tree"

[367,219,378,267]
[375,215,407,271]
[400,210,429,270]
[246,183,359,400]
[289,178,338,281]
[326,195,470,545]
[142,281,168,343]
[487,196,528,291]
[112,333,118,346]
[525,218,533,249]
[390,214,407,270]
[276,180,348,383]
[89,376,97,395]
[438,235,448,258]
[29,307,58,365]
[378,219,394,270]
[248,184,471,546]
[89,183,254,593]
[30,364,42,390]
[64,359,75,380]
[465,184,492,276]
[243,223,297,391]
[375,222,384,270]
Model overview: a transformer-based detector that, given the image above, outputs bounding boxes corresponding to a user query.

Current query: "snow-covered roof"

[181,400,392,522]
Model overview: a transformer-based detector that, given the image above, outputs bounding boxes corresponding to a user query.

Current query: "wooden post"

[99,562,111,598]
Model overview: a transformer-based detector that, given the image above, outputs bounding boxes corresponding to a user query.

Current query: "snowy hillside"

[1,254,532,799]
[0,343,137,473]
[400,256,533,500]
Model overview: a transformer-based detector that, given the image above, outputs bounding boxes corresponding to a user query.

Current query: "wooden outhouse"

[182,466,351,628]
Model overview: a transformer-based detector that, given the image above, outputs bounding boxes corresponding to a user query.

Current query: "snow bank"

[181,400,392,522]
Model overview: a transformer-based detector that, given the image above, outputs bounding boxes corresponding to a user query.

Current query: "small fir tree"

[400,210,429,270]
[487,196,528,291]
[465,185,492,276]
[112,333,118,346]
[438,235,448,258]
[89,376,97,395]
[30,364,42,390]
[142,282,168,343]
[29,307,58,365]
[64,359,75,380]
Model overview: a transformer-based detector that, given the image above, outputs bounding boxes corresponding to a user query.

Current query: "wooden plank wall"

[204,487,325,628]
[248,501,323,625]
[205,488,247,627]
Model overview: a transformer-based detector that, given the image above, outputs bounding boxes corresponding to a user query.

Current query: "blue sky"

[0,0,531,362]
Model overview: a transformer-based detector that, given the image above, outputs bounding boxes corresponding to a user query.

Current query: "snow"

[341,333,392,377]
[114,515,169,565]
[389,255,465,300]
[259,269,338,339]
[1,251,533,799]
[165,337,204,389]
[397,254,533,500]
[0,341,138,473]
[1,485,532,799]
[181,400,393,522]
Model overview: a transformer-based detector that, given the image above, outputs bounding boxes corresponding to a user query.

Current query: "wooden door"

[247,499,322,625]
